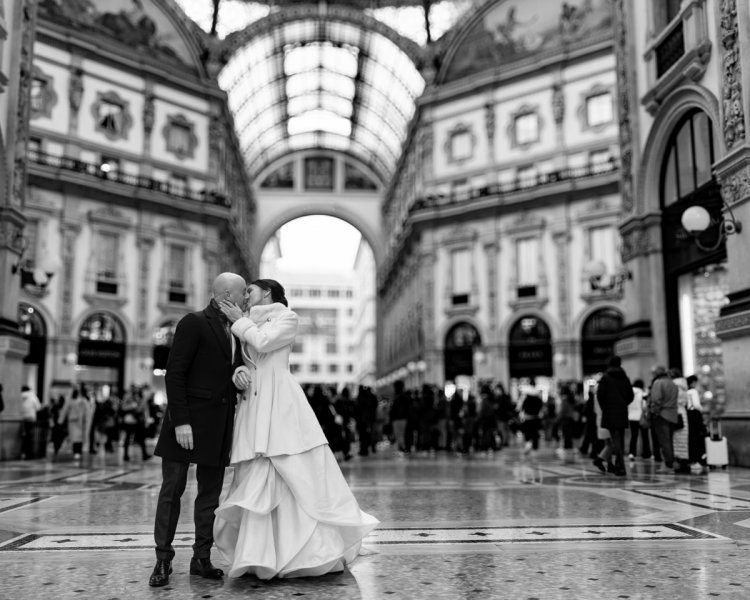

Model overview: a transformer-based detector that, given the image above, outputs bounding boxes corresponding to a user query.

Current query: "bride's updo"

[252,278,288,307]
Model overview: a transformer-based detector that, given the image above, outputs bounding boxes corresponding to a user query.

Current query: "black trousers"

[154,458,225,561]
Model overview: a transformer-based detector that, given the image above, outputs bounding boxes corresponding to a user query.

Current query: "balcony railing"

[409,159,618,214]
[28,150,230,207]
[655,20,685,78]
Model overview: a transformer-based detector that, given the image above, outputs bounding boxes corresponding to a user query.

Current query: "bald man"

[150,273,247,587]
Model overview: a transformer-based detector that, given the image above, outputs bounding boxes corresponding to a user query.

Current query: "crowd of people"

[18,383,163,461]
[10,355,713,476]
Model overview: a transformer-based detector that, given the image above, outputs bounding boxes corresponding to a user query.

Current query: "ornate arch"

[71,308,132,343]
[497,308,561,344]
[252,206,383,275]
[635,84,722,216]
[436,315,485,351]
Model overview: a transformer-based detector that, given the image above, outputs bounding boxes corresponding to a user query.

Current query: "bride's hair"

[252,278,288,307]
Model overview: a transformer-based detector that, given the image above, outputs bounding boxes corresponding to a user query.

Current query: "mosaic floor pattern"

[2,445,750,599]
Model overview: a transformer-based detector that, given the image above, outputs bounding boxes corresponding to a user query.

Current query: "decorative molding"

[29,65,57,120]
[620,223,661,262]
[552,84,565,125]
[552,230,571,335]
[613,0,635,214]
[715,309,750,339]
[68,67,83,113]
[508,104,542,149]
[88,206,133,229]
[720,0,745,150]
[91,90,133,142]
[443,122,475,165]
[577,83,615,132]
[162,113,199,161]
[143,92,155,135]
[12,0,39,209]
[717,161,750,205]
[160,220,199,242]
[484,103,496,143]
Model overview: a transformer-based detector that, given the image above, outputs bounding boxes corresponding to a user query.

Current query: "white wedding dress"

[213,303,378,579]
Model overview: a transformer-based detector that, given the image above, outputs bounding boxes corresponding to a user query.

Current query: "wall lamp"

[681,203,742,252]
[586,259,632,293]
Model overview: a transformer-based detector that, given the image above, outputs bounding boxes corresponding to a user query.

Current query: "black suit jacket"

[154,302,242,467]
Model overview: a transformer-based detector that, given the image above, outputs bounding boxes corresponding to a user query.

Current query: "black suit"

[153,301,241,561]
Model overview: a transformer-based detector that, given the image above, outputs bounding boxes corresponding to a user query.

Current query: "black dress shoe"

[190,557,224,579]
[592,457,606,473]
[149,559,172,587]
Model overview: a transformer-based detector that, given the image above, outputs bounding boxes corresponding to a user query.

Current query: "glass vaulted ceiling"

[219,18,425,181]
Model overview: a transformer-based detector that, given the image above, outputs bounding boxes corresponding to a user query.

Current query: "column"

[0,0,38,459]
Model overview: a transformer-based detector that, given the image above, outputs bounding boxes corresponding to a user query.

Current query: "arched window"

[660,109,715,208]
[78,312,125,343]
[581,308,624,376]
[18,303,46,338]
[508,315,552,378]
[444,323,481,381]
[153,320,178,370]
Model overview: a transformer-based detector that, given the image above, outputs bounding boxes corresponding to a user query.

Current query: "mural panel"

[443,0,612,83]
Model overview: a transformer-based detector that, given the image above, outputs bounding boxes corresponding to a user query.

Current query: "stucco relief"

[720,0,745,149]
[620,224,659,262]
[68,67,83,113]
[718,162,750,205]
[613,0,634,214]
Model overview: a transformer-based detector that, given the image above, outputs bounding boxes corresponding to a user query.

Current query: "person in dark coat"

[149,273,246,588]
[594,356,634,476]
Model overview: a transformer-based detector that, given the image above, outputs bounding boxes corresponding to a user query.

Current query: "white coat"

[229,302,328,464]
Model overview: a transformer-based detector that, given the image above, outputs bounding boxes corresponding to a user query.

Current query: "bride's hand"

[233,370,251,390]
[218,299,244,323]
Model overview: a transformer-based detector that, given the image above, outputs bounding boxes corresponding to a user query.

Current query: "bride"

[214,278,378,579]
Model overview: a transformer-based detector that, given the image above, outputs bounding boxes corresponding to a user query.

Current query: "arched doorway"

[444,323,481,382]
[581,308,624,376]
[18,303,47,401]
[508,316,553,380]
[76,312,126,396]
[659,109,728,384]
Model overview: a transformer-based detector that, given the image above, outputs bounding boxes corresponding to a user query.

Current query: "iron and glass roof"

[218,15,425,181]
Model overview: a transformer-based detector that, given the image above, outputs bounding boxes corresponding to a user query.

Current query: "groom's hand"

[175,424,193,450]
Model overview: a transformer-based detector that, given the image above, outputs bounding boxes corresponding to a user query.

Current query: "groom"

[149,272,247,587]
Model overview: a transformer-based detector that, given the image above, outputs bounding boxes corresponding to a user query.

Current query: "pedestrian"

[670,369,690,473]
[119,387,151,461]
[58,389,91,460]
[648,365,679,473]
[594,356,633,476]
[686,375,707,473]
[20,385,42,459]
[354,385,377,457]
[628,379,651,460]
[519,389,543,456]
[389,380,410,453]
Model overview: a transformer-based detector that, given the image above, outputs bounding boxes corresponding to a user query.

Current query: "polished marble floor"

[2,443,750,599]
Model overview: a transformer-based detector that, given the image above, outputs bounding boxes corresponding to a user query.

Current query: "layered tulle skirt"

[213,444,379,579]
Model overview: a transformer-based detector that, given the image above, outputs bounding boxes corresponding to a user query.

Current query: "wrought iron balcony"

[28,149,230,208]
[655,20,685,78]
[409,158,619,214]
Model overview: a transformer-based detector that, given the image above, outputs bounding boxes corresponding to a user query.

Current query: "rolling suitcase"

[705,420,728,468]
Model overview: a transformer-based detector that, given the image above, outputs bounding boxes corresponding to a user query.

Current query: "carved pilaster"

[720,0,746,150]
[552,231,571,335]
[552,84,565,125]
[11,0,39,210]
[484,103,495,161]
[137,235,155,338]
[60,221,81,336]
[484,241,498,332]
[420,251,436,349]
[613,0,635,214]
[714,149,750,206]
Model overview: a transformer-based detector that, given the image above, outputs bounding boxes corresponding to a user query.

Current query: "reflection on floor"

[2,445,750,599]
